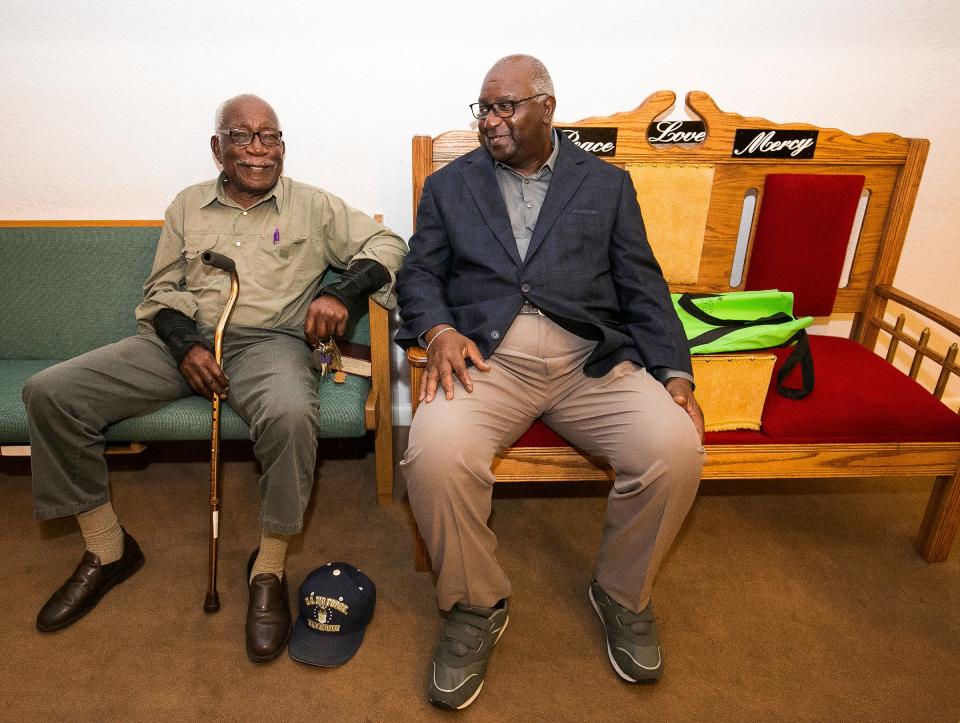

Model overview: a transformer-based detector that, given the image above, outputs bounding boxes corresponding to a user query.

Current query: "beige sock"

[76,502,124,564]
[250,532,289,583]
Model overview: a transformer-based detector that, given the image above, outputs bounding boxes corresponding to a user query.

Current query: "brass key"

[315,338,336,377]
[328,338,343,372]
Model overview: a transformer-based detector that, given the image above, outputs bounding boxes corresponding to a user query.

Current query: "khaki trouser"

[401,314,705,613]
[23,327,320,534]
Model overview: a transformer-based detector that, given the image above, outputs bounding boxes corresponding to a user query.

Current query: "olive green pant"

[23,327,320,534]
[401,314,705,614]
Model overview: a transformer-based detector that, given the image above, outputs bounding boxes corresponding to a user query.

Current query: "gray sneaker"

[588,581,663,682]
[427,599,509,710]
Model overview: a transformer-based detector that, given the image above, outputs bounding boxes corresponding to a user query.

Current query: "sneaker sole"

[429,614,509,711]
[430,680,484,711]
[588,586,661,684]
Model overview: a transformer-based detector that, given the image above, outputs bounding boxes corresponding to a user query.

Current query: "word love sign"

[732,129,819,159]
[647,120,707,145]
[556,127,618,156]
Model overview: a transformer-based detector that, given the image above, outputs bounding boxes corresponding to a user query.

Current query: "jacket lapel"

[462,155,523,267]
[524,135,588,263]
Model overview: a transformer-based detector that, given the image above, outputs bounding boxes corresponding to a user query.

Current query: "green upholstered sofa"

[0,221,394,504]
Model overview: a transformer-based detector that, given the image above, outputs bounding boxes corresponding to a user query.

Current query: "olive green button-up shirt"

[135,174,407,331]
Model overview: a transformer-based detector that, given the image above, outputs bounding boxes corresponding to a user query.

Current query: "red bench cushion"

[512,336,960,448]
[755,335,960,443]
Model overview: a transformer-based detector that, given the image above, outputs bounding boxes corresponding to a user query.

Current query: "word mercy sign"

[732,129,819,159]
[556,127,618,156]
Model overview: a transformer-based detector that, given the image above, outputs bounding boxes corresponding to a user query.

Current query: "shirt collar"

[203,172,285,212]
[494,128,560,178]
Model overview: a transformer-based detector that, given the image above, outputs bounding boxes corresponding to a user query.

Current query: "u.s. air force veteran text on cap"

[288,562,376,667]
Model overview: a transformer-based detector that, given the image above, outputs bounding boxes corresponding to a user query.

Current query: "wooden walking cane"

[200,250,239,613]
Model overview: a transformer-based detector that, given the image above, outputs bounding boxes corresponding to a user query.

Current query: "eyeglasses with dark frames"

[217,128,283,147]
[469,94,548,120]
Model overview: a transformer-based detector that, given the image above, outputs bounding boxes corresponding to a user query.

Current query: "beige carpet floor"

[1,432,958,722]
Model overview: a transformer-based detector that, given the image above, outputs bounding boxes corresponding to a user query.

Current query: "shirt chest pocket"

[182,232,312,292]
[255,233,311,291]
[182,233,225,292]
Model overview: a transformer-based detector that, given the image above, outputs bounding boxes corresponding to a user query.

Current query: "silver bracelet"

[425,326,456,351]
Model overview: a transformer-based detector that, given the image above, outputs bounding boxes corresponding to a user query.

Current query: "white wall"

[2,0,958,421]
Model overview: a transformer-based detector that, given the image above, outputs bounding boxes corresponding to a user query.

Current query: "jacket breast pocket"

[561,208,606,245]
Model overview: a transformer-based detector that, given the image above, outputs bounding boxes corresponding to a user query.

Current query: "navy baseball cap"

[288,562,376,667]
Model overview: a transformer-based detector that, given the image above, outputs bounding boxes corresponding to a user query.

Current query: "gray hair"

[490,54,555,96]
[214,94,277,131]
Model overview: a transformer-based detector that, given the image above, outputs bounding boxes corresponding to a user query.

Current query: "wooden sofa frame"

[0,219,395,506]
[406,91,960,569]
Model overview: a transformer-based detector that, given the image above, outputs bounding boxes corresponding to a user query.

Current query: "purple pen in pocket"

[273,227,280,245]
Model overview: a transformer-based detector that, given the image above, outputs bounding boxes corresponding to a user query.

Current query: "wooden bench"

[0,220,395,505]
[406,91,960,569]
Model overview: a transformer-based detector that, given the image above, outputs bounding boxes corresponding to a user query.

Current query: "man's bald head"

[483,55,554,98]
[214,94,280,133]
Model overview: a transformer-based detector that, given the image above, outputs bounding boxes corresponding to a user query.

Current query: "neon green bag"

[671,290,815,399]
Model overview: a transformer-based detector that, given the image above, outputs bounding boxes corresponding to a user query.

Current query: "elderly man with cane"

[22,94,406,662]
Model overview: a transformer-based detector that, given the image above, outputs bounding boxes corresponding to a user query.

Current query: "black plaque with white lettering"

[732,129,819,159]
[556,127,618,156]
[647,120,707,145]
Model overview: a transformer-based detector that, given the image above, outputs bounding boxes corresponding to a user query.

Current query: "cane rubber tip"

[204,592,220,613]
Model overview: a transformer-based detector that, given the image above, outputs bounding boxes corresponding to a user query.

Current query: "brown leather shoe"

[245,550,291,662]
[36,528,145,633]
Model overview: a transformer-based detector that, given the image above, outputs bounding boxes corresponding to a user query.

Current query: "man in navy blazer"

[397,55,705,711]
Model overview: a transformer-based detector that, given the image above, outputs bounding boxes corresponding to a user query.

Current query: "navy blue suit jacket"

[396,132,692,378]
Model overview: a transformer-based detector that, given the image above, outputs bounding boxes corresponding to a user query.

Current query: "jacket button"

[490,330,500,340]
[521,283,531,293]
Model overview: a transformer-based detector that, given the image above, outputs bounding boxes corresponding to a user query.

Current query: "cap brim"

[288,615,366,667]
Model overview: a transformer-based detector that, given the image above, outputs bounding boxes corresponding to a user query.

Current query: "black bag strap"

[776,330,814,399]
[678,293,794,349]
[679,293,814,399]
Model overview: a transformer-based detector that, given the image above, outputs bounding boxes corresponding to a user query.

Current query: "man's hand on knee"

[665,378,704,443]
[421,325,490,403]
[180,345,230,399]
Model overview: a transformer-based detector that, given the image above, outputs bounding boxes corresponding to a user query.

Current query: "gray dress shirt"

[493,130,693,386]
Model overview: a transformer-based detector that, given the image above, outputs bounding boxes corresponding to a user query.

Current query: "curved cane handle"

[200,250,237,274]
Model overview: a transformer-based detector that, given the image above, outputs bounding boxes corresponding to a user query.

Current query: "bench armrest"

[876,285,960,336]
[364,296,392,429]
[406,347,427,414]
[870,285,960,401]
[407,346,428,366]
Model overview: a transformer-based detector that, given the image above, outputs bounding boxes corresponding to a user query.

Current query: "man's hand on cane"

[180,345,230,400]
